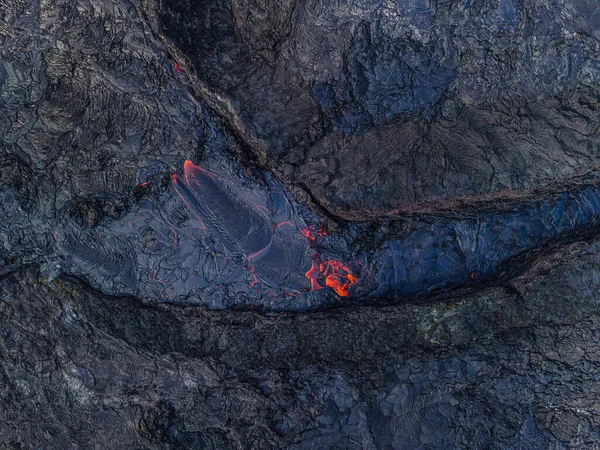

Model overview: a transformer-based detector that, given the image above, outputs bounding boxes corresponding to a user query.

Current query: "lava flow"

[300,224,327,243]
[304,255,358,297]
[172,160,359,297]
[301,226,358,297]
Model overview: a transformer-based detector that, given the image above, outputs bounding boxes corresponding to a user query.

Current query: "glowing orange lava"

[300,225,357,296]
[304,256,358,297]
[322,260,358,297]
[173,161,359,297]
[300,225,327,243]
[305,260,324,291]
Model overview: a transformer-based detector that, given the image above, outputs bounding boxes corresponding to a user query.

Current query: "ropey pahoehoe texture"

[3,0,600,447]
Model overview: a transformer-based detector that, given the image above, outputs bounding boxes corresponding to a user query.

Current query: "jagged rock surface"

[157,0,600,218]
[3,0,600,447]
[2,239,600,448]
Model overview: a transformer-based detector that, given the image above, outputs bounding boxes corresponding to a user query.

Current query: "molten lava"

[304,256,358,297]
[173,161,358,298]
[305,259,324,291]
[322,260,358,297]
[301,225,357,296]
[300,224,327,243]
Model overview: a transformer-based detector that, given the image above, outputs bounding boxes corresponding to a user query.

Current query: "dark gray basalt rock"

[155,0,600,218]
[2,237,600,448]
[3,0,600,447]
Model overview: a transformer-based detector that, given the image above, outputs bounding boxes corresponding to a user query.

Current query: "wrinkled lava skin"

[52,159,600,311]
[4,0,600,447]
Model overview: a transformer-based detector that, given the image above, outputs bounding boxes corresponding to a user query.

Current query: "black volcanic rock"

[2,238,600,448]
[3,0,600,447]
[157,0,600,218]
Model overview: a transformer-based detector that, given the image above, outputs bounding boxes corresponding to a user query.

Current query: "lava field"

[3,0,600,448]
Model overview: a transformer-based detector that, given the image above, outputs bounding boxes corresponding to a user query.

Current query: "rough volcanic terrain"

[2,0,600,447]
